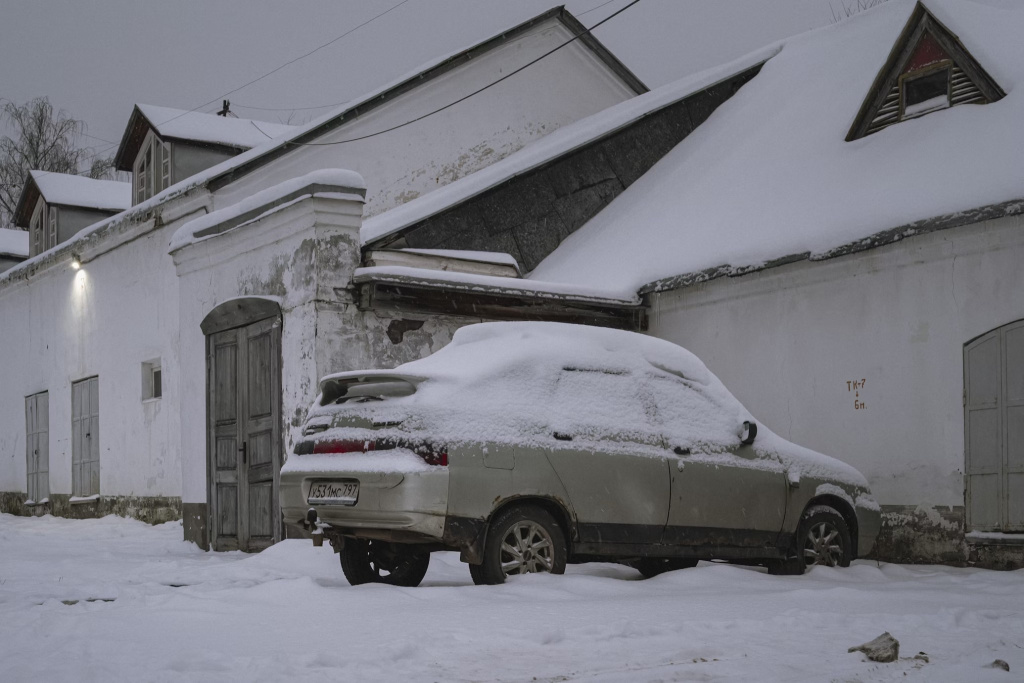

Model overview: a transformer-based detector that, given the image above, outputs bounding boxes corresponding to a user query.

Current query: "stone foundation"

[872,504,1023,570]
[0,491,181,525]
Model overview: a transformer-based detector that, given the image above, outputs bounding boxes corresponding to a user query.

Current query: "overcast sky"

[0,0,848,165]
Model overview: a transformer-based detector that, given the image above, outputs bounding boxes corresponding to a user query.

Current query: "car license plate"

[308,480,359,506]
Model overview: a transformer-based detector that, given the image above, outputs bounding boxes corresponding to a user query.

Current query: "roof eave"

[640,198,1024,296]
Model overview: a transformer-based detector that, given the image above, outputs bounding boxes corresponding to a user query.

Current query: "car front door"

[664,443,789,550]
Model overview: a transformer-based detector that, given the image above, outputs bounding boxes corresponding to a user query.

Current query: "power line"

[151,0,413,132]
[252,0,642,148]
[578,0,623,16]
[231,1,630,116]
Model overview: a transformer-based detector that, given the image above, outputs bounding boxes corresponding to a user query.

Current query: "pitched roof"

[113,104,297,171]
[528,0,1023,298]
[359,44,776,248]
[13,171,131,227]
[0,228,29,258]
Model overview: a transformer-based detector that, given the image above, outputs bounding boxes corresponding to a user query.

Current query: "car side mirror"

[740,420,757,445]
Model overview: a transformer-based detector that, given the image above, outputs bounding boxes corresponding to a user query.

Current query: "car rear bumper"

[281,464,449,542]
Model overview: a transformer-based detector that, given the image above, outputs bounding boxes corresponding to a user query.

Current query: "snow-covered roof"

[29,171,131,212]
[359,45,778,248]
[169,169,365,253]
[135,104,296,149]
[0,228,29,258]
[529,0,1024,297]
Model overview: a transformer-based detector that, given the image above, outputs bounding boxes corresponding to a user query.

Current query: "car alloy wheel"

[501,521,555,575]
[799,505,852,569]
[470,504,567,585]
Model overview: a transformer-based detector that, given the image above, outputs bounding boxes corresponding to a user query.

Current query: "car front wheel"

[800,505,852,568]
[470,504,567,585]
[339,539,430,587]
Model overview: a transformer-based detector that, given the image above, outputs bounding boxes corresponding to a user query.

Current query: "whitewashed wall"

[649,214,1024,508]
[215,17,639,218]
[0,199,208,503]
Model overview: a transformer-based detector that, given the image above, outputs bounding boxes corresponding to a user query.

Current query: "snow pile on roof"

[169,168,365,252]
[30,171,130,212]
[0,228,29,258]
[530,0,1024,296]
[138,104,296,149]
[358,45,779,247]
[308,322,868,485]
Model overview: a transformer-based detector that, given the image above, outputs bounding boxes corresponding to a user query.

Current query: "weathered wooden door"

[965,320,1024,532]
[71,377,100,497]
[25,392,49,504]
[208,317,281,551]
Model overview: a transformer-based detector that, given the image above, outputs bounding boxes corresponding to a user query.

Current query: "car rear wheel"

[634,558,699,578]
[339,539,430,587]
[470,505,567,585]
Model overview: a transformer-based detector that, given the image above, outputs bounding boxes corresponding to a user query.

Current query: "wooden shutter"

[25,393,49,503]
[72,377,100,497]
[965,321,1024,531]
[1005,322,1024,529]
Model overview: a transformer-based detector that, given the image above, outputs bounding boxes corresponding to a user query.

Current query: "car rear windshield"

[320,378,418,406]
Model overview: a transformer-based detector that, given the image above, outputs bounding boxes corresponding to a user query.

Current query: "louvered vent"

[950,65,984,105]
[866,66,986,136]
[867,84,901,135]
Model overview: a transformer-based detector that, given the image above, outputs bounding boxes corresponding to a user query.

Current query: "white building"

[0,7,646,549]
[3,1,1019,568]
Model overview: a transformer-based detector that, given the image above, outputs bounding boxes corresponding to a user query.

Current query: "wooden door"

[965,320,1024,531]
[208,317,281,551]
[25,392,49,504]
[71,377,100,497]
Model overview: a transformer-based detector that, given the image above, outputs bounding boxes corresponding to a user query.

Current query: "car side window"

[549,368,661,446]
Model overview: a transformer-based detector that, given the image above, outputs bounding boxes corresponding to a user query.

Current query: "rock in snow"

[986,659,1010,672]
[848,632,900,662]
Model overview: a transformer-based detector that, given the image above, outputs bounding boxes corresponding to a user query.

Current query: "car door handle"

[673,446,691,456]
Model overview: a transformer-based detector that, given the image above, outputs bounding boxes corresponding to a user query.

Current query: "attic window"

[846,5,1005,141]
[902,65,950,118]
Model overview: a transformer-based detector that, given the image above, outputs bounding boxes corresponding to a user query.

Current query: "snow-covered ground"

[1,514,1020,682]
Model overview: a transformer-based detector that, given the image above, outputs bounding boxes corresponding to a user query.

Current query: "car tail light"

[413,446,448,467]
[298,437,447,466]
[312,439,375,454]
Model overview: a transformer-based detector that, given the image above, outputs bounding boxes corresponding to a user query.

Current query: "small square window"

[142,359,162,401]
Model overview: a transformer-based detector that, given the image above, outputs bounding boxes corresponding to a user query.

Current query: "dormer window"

[30,201,44,257]
[133,131,171,204]
[901,64,950,118]
[847,3,1004,141]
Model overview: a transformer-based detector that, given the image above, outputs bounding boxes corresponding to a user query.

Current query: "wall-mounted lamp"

[71,254,81,270]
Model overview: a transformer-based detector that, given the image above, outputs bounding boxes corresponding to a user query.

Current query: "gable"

[206,8,646,201]
[847,2,1004,141]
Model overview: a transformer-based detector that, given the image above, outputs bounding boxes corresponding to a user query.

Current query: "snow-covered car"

[281,322,880,586]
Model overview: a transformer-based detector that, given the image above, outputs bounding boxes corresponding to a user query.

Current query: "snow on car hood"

[308,322,868,487]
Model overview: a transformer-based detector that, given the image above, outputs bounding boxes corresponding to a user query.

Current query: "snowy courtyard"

[0,513,1020,682]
